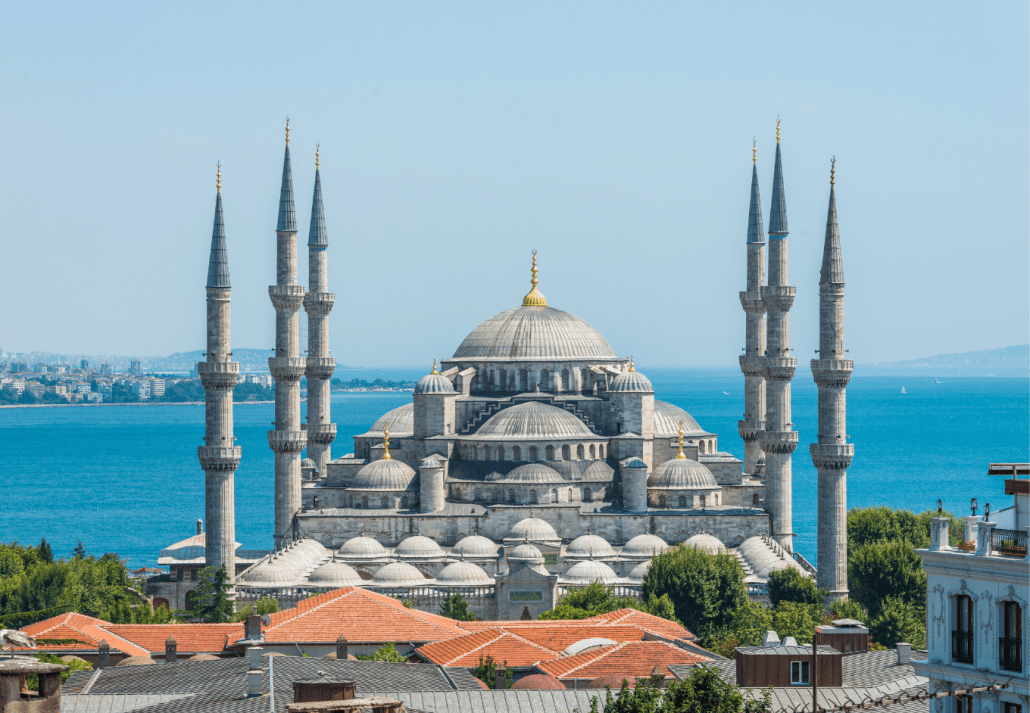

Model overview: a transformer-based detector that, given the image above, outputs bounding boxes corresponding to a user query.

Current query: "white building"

[911,464,1029,713]
[149,378,166,398]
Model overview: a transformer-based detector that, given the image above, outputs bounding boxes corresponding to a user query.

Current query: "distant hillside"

[863,344,1028,372]
[148,349,275,372]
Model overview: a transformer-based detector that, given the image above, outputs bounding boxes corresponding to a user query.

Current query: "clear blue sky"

[2,1,1027,367]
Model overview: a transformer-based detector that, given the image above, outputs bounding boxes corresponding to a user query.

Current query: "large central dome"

[452,305,618,361]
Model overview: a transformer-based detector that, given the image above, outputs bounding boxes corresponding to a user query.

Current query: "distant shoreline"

[0,390,412,410]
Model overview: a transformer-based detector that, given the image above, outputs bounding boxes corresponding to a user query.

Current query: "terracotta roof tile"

[103,624,239,654]
[580,609,694,639]
[20,613,150,657]
[416,628,557,667]
[536,641,710,680]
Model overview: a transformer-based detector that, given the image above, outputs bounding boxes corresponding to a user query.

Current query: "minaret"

[303,144,336,475]
[759,120,799,551]
[268,120,307,548]
[738,140,767,477]
[811,159,853,600]
[198,164,241,577]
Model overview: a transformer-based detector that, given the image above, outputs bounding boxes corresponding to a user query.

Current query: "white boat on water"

[901,386,907,394]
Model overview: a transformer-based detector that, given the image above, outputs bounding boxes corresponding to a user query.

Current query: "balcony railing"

[999,637,1022,672]
[989,528,1028,557]
[952,631,974,663]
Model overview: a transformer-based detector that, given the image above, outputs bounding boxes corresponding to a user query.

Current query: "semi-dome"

[737,536,806,579]
[563,559,618,584]
[628,560,651,581]
[622,534,670,558]
[499,463,564,483]
[609,365,653,393]
[395,535,446,559]
[474,402,594,441]
[372,561,428,585]
[239,559,300,586]
[301,457,317,469]
[307,560,363,587]
[436,560,493,585]
[367,404,415,435]
[648,458,719,489]
[507,543,544,564]
[653,401,706,438]
[338,536,388,560]
[683,533,728,555]
[566,534,617,559]
[452,535,500,559]
[510,674,566,690]
[508,517,559,542]
[351,458,418,491]
[414,368,455,395]
[452,305,618,361]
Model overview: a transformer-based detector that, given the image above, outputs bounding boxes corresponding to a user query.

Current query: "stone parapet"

[197,360,240,389]
[305,357,336,380]
[303,291,335,314]
[759,430,799,454]
[738,292,765,314]
[268,430,307,453]
[198,445,242,471]
[738,355,765,377]
[810,359,854,388]
[759,285,796,312]
[762,357,797,381]
[268,284,306,311]
[306,423,337,445]
[809,442,854,470]
[737,420,766,442]
[269,357,307,381]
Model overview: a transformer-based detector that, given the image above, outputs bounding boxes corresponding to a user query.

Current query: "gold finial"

[431,359,438,375]
[285,117,290,146]
[752,139,757,165]
[521,249,548,307]
[628,357,635,373]
[216,162,221,193]
[776,117,780,144]
[830,156,835,188]
[315,143,320,170]
[382,422,391,460]
[675,422,686,459]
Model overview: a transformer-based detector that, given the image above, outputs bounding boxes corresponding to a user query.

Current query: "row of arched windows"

[459,443,605,462]
[698,439,716,454]
[451,486,603,504]
[650,492,720,508]
[350,494,410,510]
[483,367,582,392]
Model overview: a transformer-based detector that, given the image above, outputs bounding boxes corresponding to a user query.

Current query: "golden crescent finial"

[676,422,686,459]
[216,162,221,193]
[753,139,757,165]
[830,156,835,188]
[285,117,290,146]
[776,117,780,144]
[382,422,391,460]
[316,143,320,170]
[522,249,547,306]
[628,357,635,373]
[431,359,438,375]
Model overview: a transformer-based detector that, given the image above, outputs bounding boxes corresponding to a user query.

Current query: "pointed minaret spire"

[277,118,296,232]
[207,163,230,288]
[747,141,765,244]
[308,144,328,248]
[821,158,844,284]
[768,119,788,236]
[739,141,768,477]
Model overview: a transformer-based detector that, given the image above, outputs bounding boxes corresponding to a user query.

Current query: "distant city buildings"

[129,359,142,376]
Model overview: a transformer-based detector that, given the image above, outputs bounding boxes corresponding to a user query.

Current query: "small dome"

[351,459,418,491]
[452,305,618,361]
[587,675,636,689]
[452,535,499,559]
[510,674,566,690]
[395,535,446,559]
[307,560,363,587]
[609,368,653,393]
[436,561,493,585]
[683,533,727,555]
[367,404,415,435]
[623,457,647,469]
[301,458,316,469]
[187,654,220,661]
[338,536,389,560]
[499,463,563,483]
[420,454,446,469]
[239,559,301,586]
[622,534,670,558]
[372,561,428,585]
[647,458,719,489]
[509,517,559,542]
[116,656,156,666]
[653,401,706,438]
[475,402,594,441]
[507,543,544,564]
[566,535,616,559]
[564,560,618,584]
[415,373,455,395]
[321,652,358,661]
[628,561,651,581]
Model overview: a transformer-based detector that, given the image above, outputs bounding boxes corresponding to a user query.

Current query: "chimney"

[494,666,506,689]
[929,517,952,552]
[896,642,911,665]
[98,640,110,669]
[245,608,264,642]
[165,636,177,664]
[762,630,781,647]
[197,519,204,535]
[247,647,264,697]
[336,634,348,661]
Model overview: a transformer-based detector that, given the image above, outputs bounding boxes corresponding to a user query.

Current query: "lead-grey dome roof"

[653,401,706,438]
[338,536,388,560]
[307,559,363,587]
[609,369,653,393]
[395,535,446,559]
[508,517,559,542]
[436,560,493,585]
[563,560,618,584]
[372,561,427,585]
[367,404,415,435]
[474,402,594,441]
[414,373,455,395]
[452,305,618,361]
[566,534,616,559]
[351,459,418,491]
[647,457,719,489]
[451,535,499,559]
[499,463,564,483]
[622,534,670,558]
[682,533,727,555]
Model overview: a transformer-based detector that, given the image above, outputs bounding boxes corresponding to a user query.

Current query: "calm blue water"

[1,369,1026,567]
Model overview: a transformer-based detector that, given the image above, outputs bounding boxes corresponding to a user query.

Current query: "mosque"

[149,121,854,619]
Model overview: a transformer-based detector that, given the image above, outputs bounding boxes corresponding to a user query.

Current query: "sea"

[1,368,1026,568]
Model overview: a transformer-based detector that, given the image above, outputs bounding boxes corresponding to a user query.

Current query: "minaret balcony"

[810,443,854,470]
[306,423,337,445]
[738,419,766,442]
[738,292,765,314]
[197,361,240,389]
[811,359,854,388]
[759,285,796,312]
[738,355,765,377]
[763,357,797,381]
[197,446,242,471]
[305,357,336,380]
[267,430,307,453]
[268,357,307,381]
[303,291,335,314]
[268,285,306,311]
[759,430,799,454]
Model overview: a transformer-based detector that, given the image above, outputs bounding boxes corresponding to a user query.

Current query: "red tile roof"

[536,641,709,681]
[416,628,557,667]
[20,613,150,658]
[104,624,240,654]
[580,609,694,640]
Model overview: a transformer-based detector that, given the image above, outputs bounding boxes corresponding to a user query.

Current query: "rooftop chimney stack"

[896,642,911,665]
[247,647,264,697]
[494,667,506,689]
[165,636,177,664]
[98,640,110,669]
[336,634,348,661]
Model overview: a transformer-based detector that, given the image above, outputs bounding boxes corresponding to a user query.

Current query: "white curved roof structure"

[452,305,618,361]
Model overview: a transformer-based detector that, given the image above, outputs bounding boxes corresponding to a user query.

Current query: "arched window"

[954,595,974,663]
[562,445,571,460]
[567,488,573,503]
[699,441,706,455]
[530,489,537,503]
[483,445,491,460]
[577,445,585,460]
[598,444,605,459]
[562,369,570,391]
[401,496,409,509]
[473,445,479,460]
[753,493,760,507]
[512,446,521,461]
[658,494,666,508]
[1002,602,1023,672]
[509,488,516,503]
[550,489,558,503]
[361,495,369,508]
[583,487,592,502]
[474,488,482,501]
[184,590,198,610]
[699,495,706,507]
[529,446,538,461]
[678,495,687,508]
[380,496,389,508]
[540,369,550,390]
[498,370,507,391]
[497,445,505,461]
[454,487,462,501]
[519,369,528,392]
[545,445,554,460]
[589,445,596,459]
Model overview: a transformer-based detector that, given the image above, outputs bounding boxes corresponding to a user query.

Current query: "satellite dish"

[260,614,272,626]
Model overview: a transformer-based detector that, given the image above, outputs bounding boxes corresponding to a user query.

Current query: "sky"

[1,2,1027,367]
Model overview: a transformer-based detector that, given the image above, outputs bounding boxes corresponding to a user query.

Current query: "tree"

[438,591,476,621]
[870,597,925,649]
[72,542,87,560]
[538,582,679,624]
[848,539,926,617]
[769,602,819,643]
[472,655,512,689]
[37,539,53,565]
[829,598,868,622]
[708,601,773,656]
[191,565,234,623]
[357,642,407,662]
[643,546,747,645]
[593,665,772,713]
[768,568,826,608]
[233,598,280,622]
[18,390,37,404]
